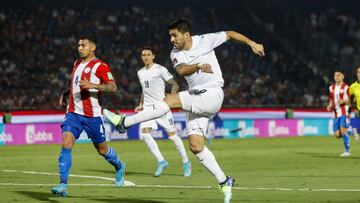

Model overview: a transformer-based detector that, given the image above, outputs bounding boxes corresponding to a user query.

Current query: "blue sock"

[103,147,122,171]
[342,133,350,152]
[58,147,72,184]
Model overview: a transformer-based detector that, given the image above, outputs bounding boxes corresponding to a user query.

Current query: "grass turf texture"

[0,136,359,203]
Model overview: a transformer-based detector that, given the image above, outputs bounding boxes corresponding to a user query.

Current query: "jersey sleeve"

[160,66,173,81]
[202,31,227,50]
[349,83,355,95]
[170,50,187,68]
[95,63,115,83]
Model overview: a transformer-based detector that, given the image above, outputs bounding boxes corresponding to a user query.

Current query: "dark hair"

[168,19,191,33]
[142,46,155,54]
[79,32,97,44]
[334,70,344,74]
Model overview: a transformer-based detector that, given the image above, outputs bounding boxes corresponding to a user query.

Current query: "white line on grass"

[2,170,360,192]
[0,183,359,192]
[1,169,135,186]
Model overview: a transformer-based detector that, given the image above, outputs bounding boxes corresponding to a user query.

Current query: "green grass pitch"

[0,136,359,203]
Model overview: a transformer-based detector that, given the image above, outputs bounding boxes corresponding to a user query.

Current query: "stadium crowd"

[1,2,359,110]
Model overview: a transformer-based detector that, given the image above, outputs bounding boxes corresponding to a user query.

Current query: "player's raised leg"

[103,93,181,132]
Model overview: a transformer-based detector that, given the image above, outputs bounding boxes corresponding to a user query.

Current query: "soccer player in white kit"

[104,19,265,203]
[136,46,191,177]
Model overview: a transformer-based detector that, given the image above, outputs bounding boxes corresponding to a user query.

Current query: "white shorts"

[140,105,176,132]
[179,87,224,136]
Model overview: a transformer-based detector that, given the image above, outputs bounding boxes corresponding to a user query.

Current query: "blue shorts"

[333,116,348,132]
[61,112,106,143]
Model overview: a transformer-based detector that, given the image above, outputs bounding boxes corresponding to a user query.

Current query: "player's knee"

[189,143,204,154]
[96,147,108,156]
[334,131,342,138]
[142,128,152,134]
[167,131,176,137]
[62,132,75,148]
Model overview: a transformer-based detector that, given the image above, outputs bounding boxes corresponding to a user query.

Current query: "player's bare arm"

[59,88,70,107]
[79,79,117,92]
[166,78,179,94]
[327,100,334,112]
[176,63,213,76]
[135,93,144,112]
[226,31,265,57]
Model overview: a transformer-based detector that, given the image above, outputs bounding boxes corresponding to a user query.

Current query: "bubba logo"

[268,120,289,137]
[25,125,54,144]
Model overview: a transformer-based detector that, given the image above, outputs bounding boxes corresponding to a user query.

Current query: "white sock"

[169,134,189,164]
[124,101,170,127]
[196,147,226,183]
[142,133,164,162]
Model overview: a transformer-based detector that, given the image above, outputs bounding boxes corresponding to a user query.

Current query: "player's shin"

[343,132,350,152]
[124,101,170,127]
[142,133,165,162]
[102,147,122,171]
[58,147,72,184]
[195,146,227,183]
[169,134,189,163]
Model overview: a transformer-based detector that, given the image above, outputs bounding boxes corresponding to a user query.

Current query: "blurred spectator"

[0,2,359,110]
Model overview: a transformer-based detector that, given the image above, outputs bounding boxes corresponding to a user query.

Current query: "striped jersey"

[67,58,114,117]
[329,83,350,118]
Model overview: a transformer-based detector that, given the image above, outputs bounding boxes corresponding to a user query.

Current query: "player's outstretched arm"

[226,31,265,57]
[166,79,179,94]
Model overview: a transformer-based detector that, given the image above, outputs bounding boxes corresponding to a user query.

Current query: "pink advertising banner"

[4,123,62,145]
[254,119,298,138]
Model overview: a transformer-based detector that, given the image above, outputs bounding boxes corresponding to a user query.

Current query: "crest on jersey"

[84,67,91,73]
[172,58,178,65]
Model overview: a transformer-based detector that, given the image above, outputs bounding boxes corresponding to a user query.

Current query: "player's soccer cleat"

[115,161,126,187]
[220,176,235,203]
[154,160,168,177]
[103,109,127,133]
[340,152,351,157]
[51,183,68,197]
[183,161,191,177]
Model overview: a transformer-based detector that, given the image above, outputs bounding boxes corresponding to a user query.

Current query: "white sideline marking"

[0,183,359,192]
[1,169,135,186]
[1,170,360,192]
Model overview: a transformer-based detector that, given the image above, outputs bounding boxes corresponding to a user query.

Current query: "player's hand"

[134,105,143,112]
[326,104,333,112]
[198,63,213,74]
[250,42,265,57]
[79,78,95,89]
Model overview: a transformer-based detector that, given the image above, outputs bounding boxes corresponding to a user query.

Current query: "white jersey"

[137,63,173,105]
[170,31,227,90]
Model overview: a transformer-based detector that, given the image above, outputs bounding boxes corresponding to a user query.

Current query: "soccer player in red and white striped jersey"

[327,70,351,157]
[51,33,125,197]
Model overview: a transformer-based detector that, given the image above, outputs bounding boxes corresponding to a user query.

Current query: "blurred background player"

[104,19,265,203]
[349,66,360,141]
[51,33,125,197]
[327,71,351,157]
[135,46,191,177]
